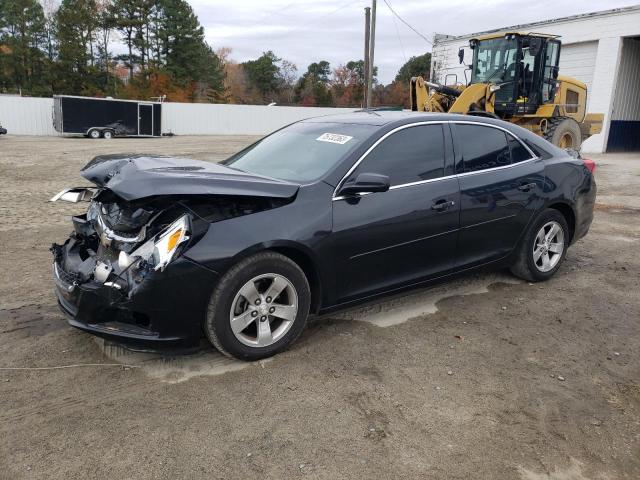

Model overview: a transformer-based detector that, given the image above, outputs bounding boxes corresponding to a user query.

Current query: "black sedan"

[51,112,596,360]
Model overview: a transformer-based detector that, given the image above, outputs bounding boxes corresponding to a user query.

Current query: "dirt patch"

[594,202,640,214]
[1,138,639,479]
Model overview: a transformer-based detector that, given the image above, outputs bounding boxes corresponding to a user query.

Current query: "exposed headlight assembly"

[151,215,190,271]
[120,215,191,272]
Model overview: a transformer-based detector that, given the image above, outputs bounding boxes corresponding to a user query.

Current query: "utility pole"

[366,0,377,108]
[363,7,371,108]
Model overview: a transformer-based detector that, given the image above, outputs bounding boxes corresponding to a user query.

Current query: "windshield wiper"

[224,165,247,174]
[484,60,509,84]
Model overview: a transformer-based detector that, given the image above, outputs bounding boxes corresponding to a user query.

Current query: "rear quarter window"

[508,136,534,163]
[523,139,553,160]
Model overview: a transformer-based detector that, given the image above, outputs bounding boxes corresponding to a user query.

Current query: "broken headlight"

[151,215,190,270]
[121,215,191,272]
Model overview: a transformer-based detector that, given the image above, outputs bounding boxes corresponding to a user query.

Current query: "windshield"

[471,38,518,84]
[222,122,375,183]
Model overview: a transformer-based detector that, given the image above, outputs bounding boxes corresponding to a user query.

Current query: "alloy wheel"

[533,221,565,272]
[229,273,298,347]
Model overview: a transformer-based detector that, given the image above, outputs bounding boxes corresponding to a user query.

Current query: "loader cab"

[469,33,561,116]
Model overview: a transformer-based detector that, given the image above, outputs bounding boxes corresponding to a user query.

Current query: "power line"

[382,0,432,45]
[259,1,303,22]
[301,0,364,28]
[387,3,407,63]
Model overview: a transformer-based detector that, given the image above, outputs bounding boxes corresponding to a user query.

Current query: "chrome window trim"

[389,174,457,190]
[331,120,538,201]
[455,155,539,178]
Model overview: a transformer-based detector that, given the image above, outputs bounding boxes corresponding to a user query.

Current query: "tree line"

[0,0,431,107]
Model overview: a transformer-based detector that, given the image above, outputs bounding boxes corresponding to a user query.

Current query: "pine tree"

[242,51,281,100]
[55,0,100,94]
[111,0,142,80]
[132,0,154,71]
[0,0,49,95]
[95,0,115,75]
[158,0,224,100]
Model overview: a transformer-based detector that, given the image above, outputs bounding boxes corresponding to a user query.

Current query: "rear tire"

[510,209,569,282]
[205,252,311,361]
[88,129,101,139]
[102,130,113,139]
[545,117,582,149]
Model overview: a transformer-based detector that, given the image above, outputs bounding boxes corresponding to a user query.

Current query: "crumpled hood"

[80,154,300,201]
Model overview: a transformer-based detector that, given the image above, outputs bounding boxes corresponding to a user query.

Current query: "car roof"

[301,110,520,130]
[302,111,420,126]
[301,110,560,157]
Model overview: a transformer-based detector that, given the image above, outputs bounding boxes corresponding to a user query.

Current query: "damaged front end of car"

[50,154,298,350]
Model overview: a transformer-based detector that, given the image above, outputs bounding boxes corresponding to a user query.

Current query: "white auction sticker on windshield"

[316,133,353,145]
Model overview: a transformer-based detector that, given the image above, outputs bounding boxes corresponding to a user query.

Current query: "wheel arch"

[226,241,323,314]
[546,201,576,243]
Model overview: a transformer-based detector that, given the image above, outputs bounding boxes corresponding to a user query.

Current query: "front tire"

[102,130,113,139]
[88,129,101,139]
[545,117,582,149]
[510,209,569,282]
[205,252,311,361]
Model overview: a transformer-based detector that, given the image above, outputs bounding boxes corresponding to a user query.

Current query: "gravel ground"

[0,135,638,480]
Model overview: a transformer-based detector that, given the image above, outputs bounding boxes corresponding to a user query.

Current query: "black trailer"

[53,95,162,139]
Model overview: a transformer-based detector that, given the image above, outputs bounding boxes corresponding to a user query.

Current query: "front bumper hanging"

[51,226,218,351]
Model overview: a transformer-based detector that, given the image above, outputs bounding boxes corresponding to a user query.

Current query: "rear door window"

[458,124,511,172]
[352,124,445,186]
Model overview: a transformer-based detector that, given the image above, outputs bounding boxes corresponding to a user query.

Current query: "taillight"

[583,158,596,173]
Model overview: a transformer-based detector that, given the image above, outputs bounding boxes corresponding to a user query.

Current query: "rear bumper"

[53,254,219,350]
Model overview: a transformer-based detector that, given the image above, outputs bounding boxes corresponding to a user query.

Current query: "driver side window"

[349,125,445,186]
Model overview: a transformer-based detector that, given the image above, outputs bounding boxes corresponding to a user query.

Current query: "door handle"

[518,182,536,192]
[431,200,455,212]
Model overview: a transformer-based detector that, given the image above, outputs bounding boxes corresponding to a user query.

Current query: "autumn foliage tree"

[294,60,332,106]
[332,60,377,107]
[1,0,429,107]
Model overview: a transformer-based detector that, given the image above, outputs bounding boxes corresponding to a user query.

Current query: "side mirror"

[458,47,465,64]
[338,173,390,196]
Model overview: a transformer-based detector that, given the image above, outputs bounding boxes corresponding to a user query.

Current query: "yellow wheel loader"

[410,32,604,149]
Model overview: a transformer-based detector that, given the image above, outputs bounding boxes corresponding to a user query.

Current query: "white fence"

[162,103,356,135]
[0,95,356,136]
[0,96,58,135]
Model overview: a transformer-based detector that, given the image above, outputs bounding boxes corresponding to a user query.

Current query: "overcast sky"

[189,0,639,83]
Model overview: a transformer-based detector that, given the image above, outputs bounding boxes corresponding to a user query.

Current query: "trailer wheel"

[102,130,113,139]
[88,129,101,139]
